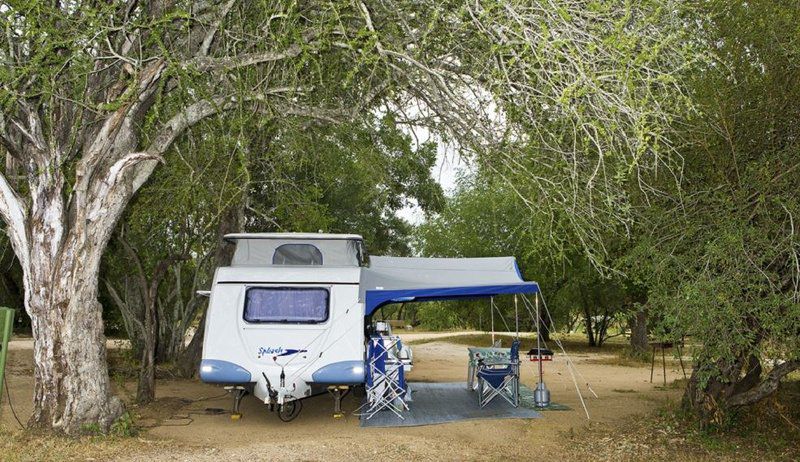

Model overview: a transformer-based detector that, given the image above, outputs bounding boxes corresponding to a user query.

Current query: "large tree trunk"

[28,282,124,431]
[25,217,124,431]
[5,111,162,432]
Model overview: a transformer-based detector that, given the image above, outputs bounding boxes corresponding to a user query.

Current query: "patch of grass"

[110,412,138,437]
[0,427,166,462]
[586,354,654,368]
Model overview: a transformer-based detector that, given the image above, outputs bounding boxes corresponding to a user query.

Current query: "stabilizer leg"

[226,386,247,420]
[327,385,349,419]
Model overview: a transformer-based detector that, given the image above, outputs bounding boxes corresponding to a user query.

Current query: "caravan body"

[201,233,368,405]
[200,232,538,417]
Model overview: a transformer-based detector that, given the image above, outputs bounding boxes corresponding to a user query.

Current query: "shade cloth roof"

[360,256,539,315]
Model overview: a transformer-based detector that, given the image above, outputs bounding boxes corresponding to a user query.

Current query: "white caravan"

[200,233,539,421]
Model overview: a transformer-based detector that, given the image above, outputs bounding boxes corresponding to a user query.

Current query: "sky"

[396,145,467,225]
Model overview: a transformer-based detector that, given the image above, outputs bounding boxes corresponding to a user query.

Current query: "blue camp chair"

[362,335,409,419]
[477,339,520,408]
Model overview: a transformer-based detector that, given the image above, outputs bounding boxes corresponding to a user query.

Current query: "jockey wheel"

[278,400,302,422]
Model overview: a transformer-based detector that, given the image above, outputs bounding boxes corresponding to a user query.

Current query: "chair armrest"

[478,358,519,368]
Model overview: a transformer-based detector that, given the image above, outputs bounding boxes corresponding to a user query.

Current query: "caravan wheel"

[278,399,302,422]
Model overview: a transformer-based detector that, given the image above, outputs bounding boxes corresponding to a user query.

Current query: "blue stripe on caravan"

[311,360,366,384]
[199,359,252,383]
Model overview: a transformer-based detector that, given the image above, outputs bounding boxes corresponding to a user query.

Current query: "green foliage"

[620,0,800,414]
[413,0,800,419]
[416,173,635,340]
[246,113,444,254]
[110,412,137,438]
[102,110,443,358]
[79,422,102,436]
[415,302,467,331]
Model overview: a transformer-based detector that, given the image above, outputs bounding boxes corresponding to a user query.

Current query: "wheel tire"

[278,400,302,422]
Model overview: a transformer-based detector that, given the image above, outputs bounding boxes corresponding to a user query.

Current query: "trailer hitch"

[262,372,278,411]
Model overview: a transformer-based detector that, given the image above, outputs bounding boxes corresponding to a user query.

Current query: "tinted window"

[272,244,323,265]
[244,287,329,323]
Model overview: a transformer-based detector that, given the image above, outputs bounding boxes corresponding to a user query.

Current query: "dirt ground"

[1,333,686,461]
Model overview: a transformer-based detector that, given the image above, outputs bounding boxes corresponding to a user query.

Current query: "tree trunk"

[595,311,611,347]
[26,237,124,432]
[9,130,157,432]
[538,313,552,343]
[176,309,206,378]
[136,294,158,404]
[682,353,799,426]
[580,288,596,347]
[629,307,648,355]
[584,313,596,347]
[565,311,580,333]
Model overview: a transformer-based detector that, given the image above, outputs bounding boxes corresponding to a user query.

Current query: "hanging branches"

[360,0,700,265]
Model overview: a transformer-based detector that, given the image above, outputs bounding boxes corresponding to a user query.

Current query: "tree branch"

[197,0,237,58]
[183,44,303,72]
[105,278,145,336]
[728,359,800,408]
[0,114,22,160]
[0,169,29,265]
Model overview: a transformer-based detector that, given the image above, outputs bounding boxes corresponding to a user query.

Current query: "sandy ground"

[1,333,685,461]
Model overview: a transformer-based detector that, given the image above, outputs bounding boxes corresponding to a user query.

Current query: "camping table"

[467,347,511,390]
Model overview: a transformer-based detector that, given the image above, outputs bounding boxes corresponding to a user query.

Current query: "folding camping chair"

[477,339,520,408]
[361,335,409,420]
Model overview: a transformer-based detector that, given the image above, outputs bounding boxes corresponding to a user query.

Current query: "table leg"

[677,344,687,379]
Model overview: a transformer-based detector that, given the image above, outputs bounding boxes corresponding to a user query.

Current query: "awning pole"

[490,297,495,344]
[536,295,543,382]
[514,294,519,338]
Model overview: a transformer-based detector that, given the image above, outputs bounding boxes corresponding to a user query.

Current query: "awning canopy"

[360,256,539,316]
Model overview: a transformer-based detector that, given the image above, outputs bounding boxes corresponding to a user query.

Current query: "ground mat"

[359,381,542,428]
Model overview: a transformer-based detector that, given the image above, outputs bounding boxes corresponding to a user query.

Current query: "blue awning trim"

[364,282,539,316]
[513,261,524,280]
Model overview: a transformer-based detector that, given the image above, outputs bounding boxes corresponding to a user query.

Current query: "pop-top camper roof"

[360,256,539,315]
[221,233,539,315]
[225,233,365,267]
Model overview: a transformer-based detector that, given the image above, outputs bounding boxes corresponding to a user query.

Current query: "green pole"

[0,307,15,399]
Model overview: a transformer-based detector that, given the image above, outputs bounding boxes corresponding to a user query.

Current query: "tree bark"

[28,279,124,431]
[24,209,125,432]
[629,307,648,356]
[176,310,206,378]
[1,109,160,432]
[538,313,552,343]
[682,354,800,426]
[580,288,597,347]
[136,264,166,405]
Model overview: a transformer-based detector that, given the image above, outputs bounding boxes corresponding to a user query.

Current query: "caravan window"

[272,244,323,266]
[244,287,329,323]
